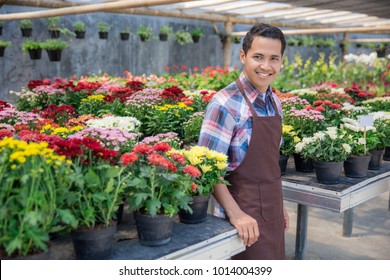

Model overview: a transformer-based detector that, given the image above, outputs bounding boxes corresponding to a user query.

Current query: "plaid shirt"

[198,73,283,172]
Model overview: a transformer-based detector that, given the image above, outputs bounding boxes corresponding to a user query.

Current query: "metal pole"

[295,204,308,260]
[343,208,354,237]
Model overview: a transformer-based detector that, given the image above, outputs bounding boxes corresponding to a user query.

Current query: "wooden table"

[282,160,390,260]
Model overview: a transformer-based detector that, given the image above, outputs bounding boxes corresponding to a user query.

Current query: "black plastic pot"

[70,223,117,260]
[179,195,210,224]
[279,154,289,175]
[120,33,129,40]
[344,155,371,178]
[134,212,175,246]
[313,161,343,185]
[21,28,32,37]
[46,49,63,62]
[293,153,314,173]
[28,49,42,60]
[99,31,108,39]
[49,29,60,38]
[368,149,384,170]
[75,31,85,39]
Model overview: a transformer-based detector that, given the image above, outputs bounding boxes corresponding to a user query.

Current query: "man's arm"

[213,183,259,247]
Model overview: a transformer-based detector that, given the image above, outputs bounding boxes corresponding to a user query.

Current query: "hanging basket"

[49,29,60,38]
[0,47,5,57]
[21,28,32,37]
[28,49,42,60]
[99,31,108,39]
[120,33,130,40]
[75,31,85,39]
[46,49,63,62]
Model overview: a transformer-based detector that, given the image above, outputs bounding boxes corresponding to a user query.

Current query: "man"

[198,23,289,260]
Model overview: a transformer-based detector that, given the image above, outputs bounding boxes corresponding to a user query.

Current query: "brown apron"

[226,79,285,260]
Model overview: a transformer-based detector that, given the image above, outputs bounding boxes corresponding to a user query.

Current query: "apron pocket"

[258,178,283,222]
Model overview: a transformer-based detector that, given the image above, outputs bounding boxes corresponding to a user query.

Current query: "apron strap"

[235,78,280,118]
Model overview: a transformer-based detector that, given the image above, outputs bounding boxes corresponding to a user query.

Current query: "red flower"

[160,86,185,102]
[314,106,325,112]
[133,143,155,155]
[147,153,171,169]
[0,129,13,140]
[183,165,201,178]
[120,152,139,166]
[313,100,324,106]
[153,142,172,153]
[171,153,186,164]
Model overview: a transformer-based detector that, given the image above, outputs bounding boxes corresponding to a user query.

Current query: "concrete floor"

[284,191,390,260]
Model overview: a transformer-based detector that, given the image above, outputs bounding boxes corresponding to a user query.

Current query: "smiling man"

[198,23,289,260]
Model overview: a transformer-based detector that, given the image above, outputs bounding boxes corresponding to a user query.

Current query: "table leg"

[295,204,308,260]
[343,208,353,237]
[388,191,390,211]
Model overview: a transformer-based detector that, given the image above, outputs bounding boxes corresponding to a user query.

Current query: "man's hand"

[229,210,259,247]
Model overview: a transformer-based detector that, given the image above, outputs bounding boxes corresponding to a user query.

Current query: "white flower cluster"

[86,116,141,132]
[344,52,378,66]
[341,117,376,132]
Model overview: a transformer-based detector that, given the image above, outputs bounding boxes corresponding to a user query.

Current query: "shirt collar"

[239,73,272,103]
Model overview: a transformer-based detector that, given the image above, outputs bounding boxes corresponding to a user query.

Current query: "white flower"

[86,116,141,132]
[358,138,366,145]
[342,143,352,154]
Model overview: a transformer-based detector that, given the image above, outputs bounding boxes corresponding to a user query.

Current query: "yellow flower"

[293,136,301,143]
[199,164,212,173]
[216,161,228,170]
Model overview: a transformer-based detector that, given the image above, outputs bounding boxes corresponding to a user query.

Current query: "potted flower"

[136,25,153,42]
[159,25,173,41]
[341,117,380,177]
[368,112,390,170]
[21,39,43,60]
[280,124,300,175]
[120,142,197,245]
[283,107,326,172]
[72,21,86,39]
[171,145,228,224]
[295,127,352,184]
[0,137,75,259]
[120,28,130,41]
[19,19,33,37]
[97,21,113,39]
[46,16,62,38]
[190,28,204,43]
[41,39,69,62]
[176,30,194,45]
[0,39,12,57]
[51,137,130,259]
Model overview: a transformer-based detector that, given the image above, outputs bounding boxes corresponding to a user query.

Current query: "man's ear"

[239,49,246,64]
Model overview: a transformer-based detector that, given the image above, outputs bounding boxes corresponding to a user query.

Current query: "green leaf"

[84,168,101,186]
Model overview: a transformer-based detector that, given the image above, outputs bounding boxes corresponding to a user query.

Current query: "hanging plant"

[22,39,43,60]
[19,19,33,37]
[120,28,130,40]
[73,21,86,39]
[190,28,204,43]
[136,25,153,42]
[159,26,173,41]
[97,22,113,39]
[175,30,193,45]
[41,39,69,62]
[0,39,12,57]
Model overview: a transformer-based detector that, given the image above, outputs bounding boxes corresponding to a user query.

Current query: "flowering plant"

[370,112,390,149]
[295,127,352,162]
[51,137,128,228]
[280,124,300,156]
[182,112,204,144]
[362,96,390,112]
[69,127,138,154]
[168,146,229,196]
[341,117,381,156]
[283,107,326,138]
[86,115,141,132]
[120,142,198,217]
[140,132,182,149]
[0,138,75,257]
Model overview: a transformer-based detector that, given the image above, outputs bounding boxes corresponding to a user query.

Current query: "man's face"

[240,36,283,93]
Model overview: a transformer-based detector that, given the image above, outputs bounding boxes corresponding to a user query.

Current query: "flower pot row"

[280,149,385,185]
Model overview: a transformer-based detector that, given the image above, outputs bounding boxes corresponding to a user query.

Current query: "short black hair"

[242,23,286,55]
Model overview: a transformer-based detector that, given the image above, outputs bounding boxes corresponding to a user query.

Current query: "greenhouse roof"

[1,0,390,34]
